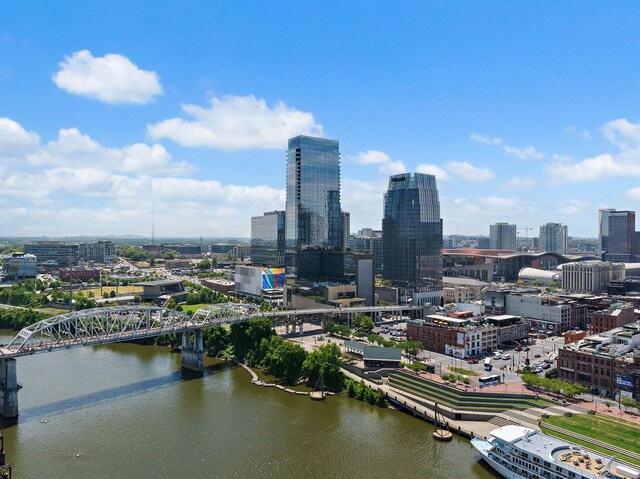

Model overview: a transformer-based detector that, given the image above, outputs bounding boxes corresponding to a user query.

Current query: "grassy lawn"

[539,425,640,467]
[180,303,211,314]
[447,366,480,377]
[540,414,640,457]
[81,285,143,297]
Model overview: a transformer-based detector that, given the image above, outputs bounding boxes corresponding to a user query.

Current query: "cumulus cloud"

[416,164,449,181]
[502,144,545,160]
[445,161,493,181]
[0,117,40,156]
[22,127,191,175]
[469,133,502,145]
[601,118,640,148]
[547,118,640,184]
[52,50,163,104]
[148,95,323,150]
[353,150,406,175]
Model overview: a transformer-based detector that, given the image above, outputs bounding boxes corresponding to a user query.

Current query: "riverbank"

[235,360,336,397]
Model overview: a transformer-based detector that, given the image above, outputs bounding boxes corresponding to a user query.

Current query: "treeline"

[0,308,48,330]
[157,317,344,390]
[521,373,587,398]
[0,282,47,308]
[344,378,387,406]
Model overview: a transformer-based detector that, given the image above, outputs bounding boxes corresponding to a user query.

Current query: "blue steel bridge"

[0,303,420,418]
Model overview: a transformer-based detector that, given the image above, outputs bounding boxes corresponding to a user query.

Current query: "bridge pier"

[0,359,19,418]
[181,330,204,374]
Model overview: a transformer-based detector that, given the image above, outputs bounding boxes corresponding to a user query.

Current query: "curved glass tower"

[285,135,344,280]
[382,173,443,290]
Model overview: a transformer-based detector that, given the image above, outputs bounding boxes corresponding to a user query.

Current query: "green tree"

[199,257,212,270]
[620,395,636,414]
[302,343,343,391]
[202,326,230,358]
[260,336,307,384]
[229,317,274,363]
[109,290,116,298]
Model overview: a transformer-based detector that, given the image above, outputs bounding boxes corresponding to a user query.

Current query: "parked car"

[467,358,479,364]
[534,354,542,358]
[534,366,543,373]
[523,346,530,351]
[501,354,511,360]
[542,363,551,369]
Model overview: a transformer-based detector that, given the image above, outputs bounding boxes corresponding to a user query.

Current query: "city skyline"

[2,3,640,238]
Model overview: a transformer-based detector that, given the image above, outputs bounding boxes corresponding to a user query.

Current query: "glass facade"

[251,211,285,266]
[599,208,636,262]
[489,223,517,250]
[285,135,344,280]
[539,222,568,254]
[382,173,443,289]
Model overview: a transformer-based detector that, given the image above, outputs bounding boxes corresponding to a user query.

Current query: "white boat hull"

[471,438,527,479]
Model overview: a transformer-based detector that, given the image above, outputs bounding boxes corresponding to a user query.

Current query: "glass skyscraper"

[599,208,636,262]
[251,210,285,266]
[382,173,442,290]
[285,135,344,280]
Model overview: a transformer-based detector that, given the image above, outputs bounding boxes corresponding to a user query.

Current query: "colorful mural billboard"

[261,268,285,289]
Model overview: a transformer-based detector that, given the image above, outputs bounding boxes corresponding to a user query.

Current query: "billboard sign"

[261,268,285,289]
[615,375,635,389]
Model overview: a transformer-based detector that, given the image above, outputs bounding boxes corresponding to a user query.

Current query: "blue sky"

[1,1,640,238]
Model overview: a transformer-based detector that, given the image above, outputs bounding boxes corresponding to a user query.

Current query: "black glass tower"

[285,135,344,280]
[382,173,443,289]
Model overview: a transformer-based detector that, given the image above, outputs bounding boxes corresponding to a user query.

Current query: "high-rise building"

[539,222,568,254]
[489,222,517,250]
[598,208,636,262]
[285,135,344,280]
[382,173,443,295]
[24,241,79,267]
[251,211,285,266]
[78,240,116,263]
[341,211,350,251]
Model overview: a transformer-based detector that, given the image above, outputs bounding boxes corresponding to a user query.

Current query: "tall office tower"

[598,208,636,262]
[382,173,443,291]
[285,135,344,280]
[341,211,350,250]
[489,223,517,250]
[251,210,285,266]
[539,222,568,254]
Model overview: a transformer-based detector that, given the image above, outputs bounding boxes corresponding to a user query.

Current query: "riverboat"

[471,425,640,479]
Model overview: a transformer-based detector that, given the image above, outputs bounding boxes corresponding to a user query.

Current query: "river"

[0,331,496,478]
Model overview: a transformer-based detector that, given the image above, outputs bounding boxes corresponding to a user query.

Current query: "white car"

[501,354,511,360]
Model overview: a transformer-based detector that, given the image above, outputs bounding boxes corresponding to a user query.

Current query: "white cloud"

[502,144,545,160]
[502,177,536,191]
[148,95,323,150]
[601,118,640,148]
[559,199,588,215]
[353,150,406,175]
[53,50,163,105]
[469,133,502,145]
[0,117,40,156]
[547,153,640,184]
[445,161,493,181]
[354,150,390,165]
[416,164,449,181]
[341,177,386,231]
[23,127,191,175]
